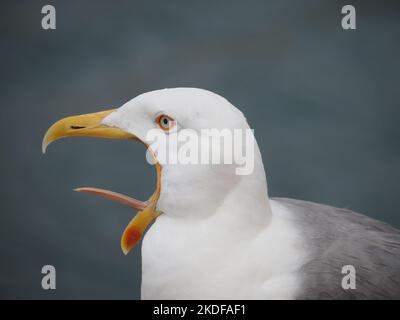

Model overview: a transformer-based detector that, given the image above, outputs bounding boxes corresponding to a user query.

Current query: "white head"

[42,88,271,254]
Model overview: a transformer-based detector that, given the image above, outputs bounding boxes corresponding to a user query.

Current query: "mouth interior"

[74,152,162,255]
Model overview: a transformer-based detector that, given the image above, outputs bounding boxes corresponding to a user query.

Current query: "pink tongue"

[74,187,148,211]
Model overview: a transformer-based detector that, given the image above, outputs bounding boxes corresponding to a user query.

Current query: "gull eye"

[156,114,175,131]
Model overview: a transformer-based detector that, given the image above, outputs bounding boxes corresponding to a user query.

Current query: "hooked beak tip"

[41,135,49,154]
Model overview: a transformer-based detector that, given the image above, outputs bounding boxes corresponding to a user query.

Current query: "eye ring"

[156,114,176,131]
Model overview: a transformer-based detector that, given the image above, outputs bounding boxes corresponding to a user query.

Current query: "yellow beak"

[42,109,132,153]
[42,109,162,255]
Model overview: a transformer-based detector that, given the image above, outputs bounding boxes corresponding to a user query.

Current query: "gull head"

[42,88,265,255]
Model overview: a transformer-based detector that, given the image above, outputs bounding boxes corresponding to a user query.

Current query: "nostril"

[70,126,86,129]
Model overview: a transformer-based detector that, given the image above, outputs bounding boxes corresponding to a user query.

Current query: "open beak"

[42,109,162,255]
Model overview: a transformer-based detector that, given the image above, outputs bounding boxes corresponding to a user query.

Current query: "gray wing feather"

[273,197,400,299]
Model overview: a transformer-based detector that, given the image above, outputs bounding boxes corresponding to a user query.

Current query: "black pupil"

[162,118,168,125]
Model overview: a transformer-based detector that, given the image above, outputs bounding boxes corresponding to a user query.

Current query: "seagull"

[42,88,400,299]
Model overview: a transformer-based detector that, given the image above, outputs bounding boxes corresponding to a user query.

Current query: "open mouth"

[42,109,162,255]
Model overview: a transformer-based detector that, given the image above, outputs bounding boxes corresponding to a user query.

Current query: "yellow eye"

[156,114,175,131]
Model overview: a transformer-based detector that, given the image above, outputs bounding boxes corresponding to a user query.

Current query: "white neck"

[156,140,272,227]
[141,142,306,299]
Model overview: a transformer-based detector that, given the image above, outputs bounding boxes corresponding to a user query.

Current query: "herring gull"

[42,88,400,299]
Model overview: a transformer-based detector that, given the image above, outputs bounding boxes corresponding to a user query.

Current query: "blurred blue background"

[0,0,399,299]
